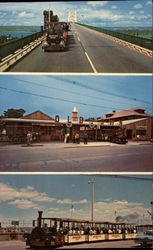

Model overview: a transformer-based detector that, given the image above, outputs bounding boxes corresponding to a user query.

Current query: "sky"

[0,75,152,119]
[0,174,152,227]
[0,0,152,27]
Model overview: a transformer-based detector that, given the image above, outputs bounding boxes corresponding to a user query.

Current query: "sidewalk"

[0,140,152,150]
[64,141,152,149]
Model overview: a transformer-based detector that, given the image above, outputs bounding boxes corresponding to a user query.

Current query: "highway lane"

[73,24,152,73]
[7,29,92,73]
[7,23,152,73]
[0,143,152,172]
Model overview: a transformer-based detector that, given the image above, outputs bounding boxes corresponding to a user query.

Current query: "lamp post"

[88,177,95,223]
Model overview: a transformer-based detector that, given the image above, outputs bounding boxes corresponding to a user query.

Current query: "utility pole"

[88,177,95,223]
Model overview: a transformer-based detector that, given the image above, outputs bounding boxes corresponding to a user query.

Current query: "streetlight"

[88,177,95,223]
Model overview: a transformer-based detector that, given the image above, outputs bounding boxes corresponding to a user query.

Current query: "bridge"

[0,23,152,73]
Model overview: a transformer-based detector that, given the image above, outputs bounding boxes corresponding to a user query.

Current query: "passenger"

[68,228,73,235]
[108,229,112,234]
[93,228,97,235]
[89,228,93,235]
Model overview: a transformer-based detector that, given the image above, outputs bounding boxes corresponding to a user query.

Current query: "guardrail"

[0,31,43,61]
[79,24,152,51]
[0,36,44,72]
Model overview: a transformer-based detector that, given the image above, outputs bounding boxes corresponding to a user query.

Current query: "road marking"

[85,51,97,73]
[75,30,98,73]
[77,36,81,42]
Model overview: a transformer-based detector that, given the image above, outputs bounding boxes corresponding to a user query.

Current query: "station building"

[98,107,152,141]
[0,107,152,143]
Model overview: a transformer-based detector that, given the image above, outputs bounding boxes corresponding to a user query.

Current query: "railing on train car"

[0,31,44,61]
[78,24,152,50]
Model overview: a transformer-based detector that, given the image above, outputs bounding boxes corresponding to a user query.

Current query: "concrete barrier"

[0,32,43,61]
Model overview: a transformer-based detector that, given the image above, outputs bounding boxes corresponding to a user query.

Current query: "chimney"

[37,211,43,228]
[72,106,78,122]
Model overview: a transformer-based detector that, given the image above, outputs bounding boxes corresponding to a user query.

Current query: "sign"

[80,126,86,131]
[55,115,60,122]
[136,126,147,130]
[66,122,72,128]
[79,116,83,124]
[89,120,95,129]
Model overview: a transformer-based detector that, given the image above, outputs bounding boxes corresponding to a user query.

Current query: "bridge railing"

[79,24,152,50]
[0,31,44,61]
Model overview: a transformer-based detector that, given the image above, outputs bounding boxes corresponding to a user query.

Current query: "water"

[0,26,41,39]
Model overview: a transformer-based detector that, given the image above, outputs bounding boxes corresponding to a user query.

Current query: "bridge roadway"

[7,23,152,73]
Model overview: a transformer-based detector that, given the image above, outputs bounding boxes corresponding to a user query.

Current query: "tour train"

[25,211,137,248]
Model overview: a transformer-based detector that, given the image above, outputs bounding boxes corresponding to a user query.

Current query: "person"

[83,132,88,144]
[27,131,32,146]
[64,133,70,143]
[75,132,80,144]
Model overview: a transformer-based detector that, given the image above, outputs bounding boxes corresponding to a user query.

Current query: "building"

[0,107,152,143]
[0,109,119,143]
[98,108,152,141]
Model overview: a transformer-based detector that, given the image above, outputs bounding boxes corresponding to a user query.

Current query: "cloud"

[9,199,40,210]
[112,6,117,10]
[18,11,33,18]
[134,4,142,9]
[0,182,56,210]
[146,1,152,5]
[57,198,88,205]
[87,1,108,7]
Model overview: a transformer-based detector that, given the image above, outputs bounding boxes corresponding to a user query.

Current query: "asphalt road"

[0,143,152,172]
[8,24,152,73]
[0,240,141,249]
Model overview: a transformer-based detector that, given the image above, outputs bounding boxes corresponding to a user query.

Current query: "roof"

[99,108,152,121]
[23,110,54,121]
[114,118,149,126]
[0,117,119,127]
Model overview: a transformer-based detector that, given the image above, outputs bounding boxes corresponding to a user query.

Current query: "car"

[134,230,153,247]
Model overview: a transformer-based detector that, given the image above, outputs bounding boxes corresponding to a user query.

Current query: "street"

[7,23,152,73]
[0,240,142,249]
[0,142,152,172]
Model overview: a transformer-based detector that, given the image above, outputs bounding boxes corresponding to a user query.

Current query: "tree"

[85,117,96,122]
[3,108,25,118]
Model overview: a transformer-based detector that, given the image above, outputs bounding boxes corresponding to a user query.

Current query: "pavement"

[0,240,141,249]
[7,23,152,73]
[0,141,152,172]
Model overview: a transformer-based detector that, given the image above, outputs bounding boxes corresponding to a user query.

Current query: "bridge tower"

[68,11,77,23]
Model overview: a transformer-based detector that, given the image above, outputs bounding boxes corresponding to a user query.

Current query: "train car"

[26,211,137,248]
[87,221,107,242]
[42,22,69,51]
[123,223,137,240]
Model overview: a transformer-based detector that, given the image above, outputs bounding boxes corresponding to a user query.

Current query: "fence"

[79,24,152,50]
[0,31,43,61]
